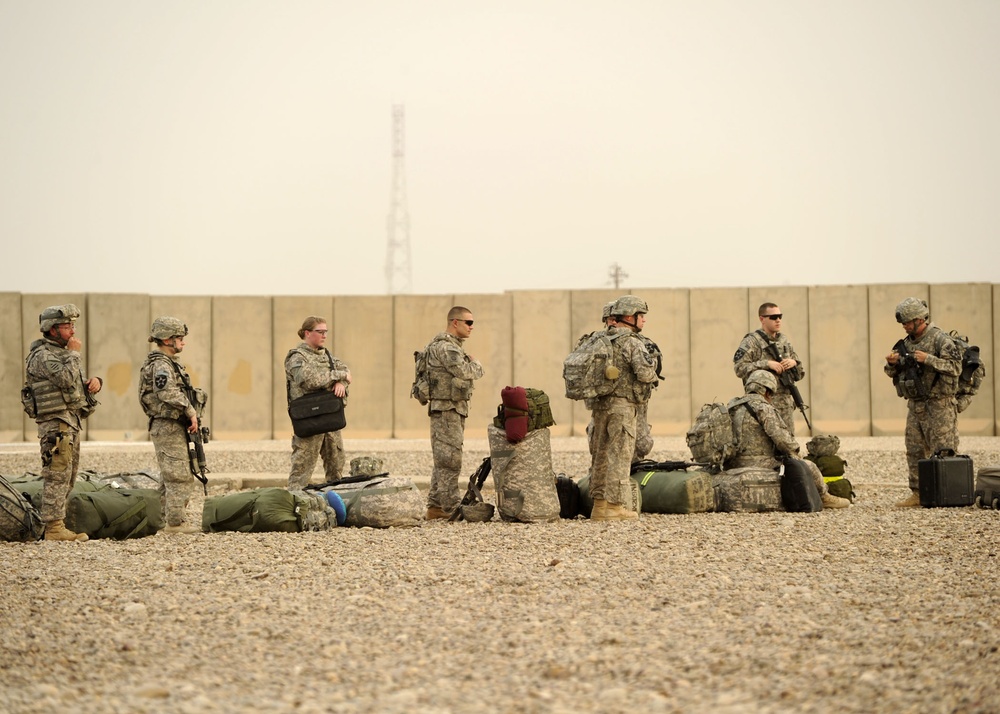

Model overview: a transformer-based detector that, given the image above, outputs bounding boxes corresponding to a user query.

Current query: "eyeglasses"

[764,314,782,321]
[311,329,328,335]
[455,319,474,326]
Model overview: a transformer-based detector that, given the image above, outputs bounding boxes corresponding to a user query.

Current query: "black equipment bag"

[555,474,581,519]
[974,466,1000,509]
[287,391,346,438]
[918,450,974,507]
[780,459,823,513]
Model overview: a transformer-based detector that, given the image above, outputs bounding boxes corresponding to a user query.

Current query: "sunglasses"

[457,319,474,326]
[764,314,782,321]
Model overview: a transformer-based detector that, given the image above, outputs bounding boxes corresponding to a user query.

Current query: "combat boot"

[44,519,89,542]
[425,506,452,520]
[590,498,608,520]
[820,492,851,509]
[895,490,921,508]
[592,501,639,522]
[160,523,201,535]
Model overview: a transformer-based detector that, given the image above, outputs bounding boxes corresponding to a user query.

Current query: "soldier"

[422,306,484,519]
[285,316,352,490]
[24,304,103,541]
[634,325,662,463]
[139,317,207,534]
[734,303,804,434]
[726,370,850,508]
[884,297,962,508]
[588,295,658,521]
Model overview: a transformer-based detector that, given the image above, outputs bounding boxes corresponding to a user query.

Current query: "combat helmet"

[745,369,778,395]
[895,297,929,323]
[148,317,188,343]
[612,295,648,317]
[601,301,615,321]
[39,304,80,333]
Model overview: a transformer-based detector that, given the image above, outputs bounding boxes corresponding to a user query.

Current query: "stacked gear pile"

[492,386,555,442]
[805,434,854,502]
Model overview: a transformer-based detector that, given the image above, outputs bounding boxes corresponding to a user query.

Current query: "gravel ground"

[2,436,1000,714]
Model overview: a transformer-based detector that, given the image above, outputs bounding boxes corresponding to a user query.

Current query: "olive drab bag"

[563,331,622,400]
[685,403,737,471]
[202,488,302,533]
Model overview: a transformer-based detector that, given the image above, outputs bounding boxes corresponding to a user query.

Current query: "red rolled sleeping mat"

[500,386,529,443]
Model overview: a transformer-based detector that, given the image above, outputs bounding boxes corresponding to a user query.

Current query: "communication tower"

[385,104,412,294]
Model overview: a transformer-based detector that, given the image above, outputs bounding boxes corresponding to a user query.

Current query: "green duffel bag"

[202,488,300,533]
[576,474,642,519]
[630,469,716,514]
[9,477,101,510]
[65,488,163,540]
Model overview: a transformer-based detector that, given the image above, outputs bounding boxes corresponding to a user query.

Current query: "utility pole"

[608,263,628,289]
[385,104,412,294]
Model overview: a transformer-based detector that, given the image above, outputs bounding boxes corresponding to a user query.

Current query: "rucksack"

[685,402,737,471]
[493,386,556,442]
[563,330,622,400]
[410,348,430,405]
[948,330,986,408]
[0,474,44,542]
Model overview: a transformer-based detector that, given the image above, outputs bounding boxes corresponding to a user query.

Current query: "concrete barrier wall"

[1,285,996,442]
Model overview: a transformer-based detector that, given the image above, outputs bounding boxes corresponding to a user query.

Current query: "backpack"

[685,403,737,470]
[493,386,556,442]
[0,474,45,542]
[563,330,622,400]
[488,424,561,523]
[948,330,986,410]
[410,348,430,405]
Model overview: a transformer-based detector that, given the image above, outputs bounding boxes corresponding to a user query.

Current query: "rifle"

[759,333,812,433]
[185,424,211,495]
[891,338,929,400]
[630,459,702,475]
[449,457,494,522]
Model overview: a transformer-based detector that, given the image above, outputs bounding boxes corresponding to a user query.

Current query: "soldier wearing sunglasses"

[733,303,804,435]
[421,306,484,519]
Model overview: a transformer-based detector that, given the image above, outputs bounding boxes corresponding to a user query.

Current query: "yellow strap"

[823,476,844,483]
[641,472,654,487]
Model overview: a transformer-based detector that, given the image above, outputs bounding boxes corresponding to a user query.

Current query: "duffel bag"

[66,488,163,539]
[203,488,301,533]
[630,469,715,514]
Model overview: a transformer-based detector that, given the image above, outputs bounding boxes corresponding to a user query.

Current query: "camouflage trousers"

[633,402,653,463]
[905,397,959,489]
[150,418,194,527]
[287,431,345,490]
[590,399,637,505]
[36,419,81,523]
[428,409,466,512]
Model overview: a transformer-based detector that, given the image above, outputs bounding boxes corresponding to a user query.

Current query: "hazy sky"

[2,1,997,297]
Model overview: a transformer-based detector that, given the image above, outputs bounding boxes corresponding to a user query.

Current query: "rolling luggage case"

[918,450,974,507]
[974,465,1000,509]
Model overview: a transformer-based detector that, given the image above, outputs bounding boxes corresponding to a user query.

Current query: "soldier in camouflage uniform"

[138,317,207,534]
[24,304,103,541]
[586,302,617,457]
[588,295,658,521]
[285,316,352,490]
[884,297,962,507]
[634,331,662,462]
[422,306,484,519]
[726,371,850,508]
[733,303,804,434]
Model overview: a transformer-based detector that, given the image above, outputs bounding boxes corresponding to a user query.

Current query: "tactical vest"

[25,340,88,419]
[139,352,203,421]
[426,335,474,403]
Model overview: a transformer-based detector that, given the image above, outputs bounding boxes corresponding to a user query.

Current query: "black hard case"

[918,452,974,507]
[974,466,1000,509]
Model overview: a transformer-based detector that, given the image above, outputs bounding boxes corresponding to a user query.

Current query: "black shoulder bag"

[287,349,346,438]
